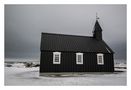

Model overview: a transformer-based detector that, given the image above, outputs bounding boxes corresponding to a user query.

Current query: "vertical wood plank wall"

[40,51,114,72]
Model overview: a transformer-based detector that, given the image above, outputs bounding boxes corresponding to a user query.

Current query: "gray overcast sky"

[5,4,126,59]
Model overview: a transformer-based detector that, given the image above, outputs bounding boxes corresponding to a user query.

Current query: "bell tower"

[93,13,102,40]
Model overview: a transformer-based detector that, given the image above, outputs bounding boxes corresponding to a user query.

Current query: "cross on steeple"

[96,12,99,20]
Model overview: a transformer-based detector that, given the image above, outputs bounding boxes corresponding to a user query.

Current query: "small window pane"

[78,55,82,62]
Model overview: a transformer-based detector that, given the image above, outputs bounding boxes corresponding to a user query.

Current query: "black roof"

[40,32,114,53]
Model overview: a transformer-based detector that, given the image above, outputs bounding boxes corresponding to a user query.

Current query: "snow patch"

[4,59,127,86]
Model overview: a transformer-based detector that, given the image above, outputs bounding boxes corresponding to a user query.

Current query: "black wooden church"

[40,19,114,74]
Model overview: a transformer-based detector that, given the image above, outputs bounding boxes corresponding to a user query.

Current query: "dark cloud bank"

[5,5,126,60]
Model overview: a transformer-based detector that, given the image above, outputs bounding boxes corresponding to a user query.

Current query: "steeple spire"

[93,14,103,40]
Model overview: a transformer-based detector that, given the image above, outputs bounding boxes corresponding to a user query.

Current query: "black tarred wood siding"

[40,51,114,72]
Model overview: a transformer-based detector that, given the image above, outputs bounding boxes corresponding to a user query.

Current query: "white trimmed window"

[97,53,104,65]
[53,52,61,64]
[76,53,83,64]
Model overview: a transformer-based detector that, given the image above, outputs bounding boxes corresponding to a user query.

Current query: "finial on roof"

[96,12,99,20]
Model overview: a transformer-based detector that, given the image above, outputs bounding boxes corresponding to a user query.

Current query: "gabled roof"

[40,32,114,53]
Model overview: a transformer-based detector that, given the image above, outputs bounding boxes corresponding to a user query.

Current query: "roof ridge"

[42,32,93,38]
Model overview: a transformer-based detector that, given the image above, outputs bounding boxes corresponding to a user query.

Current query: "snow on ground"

[4,61,127,86]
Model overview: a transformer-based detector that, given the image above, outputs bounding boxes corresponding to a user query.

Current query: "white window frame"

[53,52,61,64]
[76,53,83,64]
[97,53,104,65]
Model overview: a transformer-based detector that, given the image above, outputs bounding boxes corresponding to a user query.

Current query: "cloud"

[5,5,126,59]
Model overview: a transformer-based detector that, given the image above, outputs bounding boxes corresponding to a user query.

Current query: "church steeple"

[93,14,102,40]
